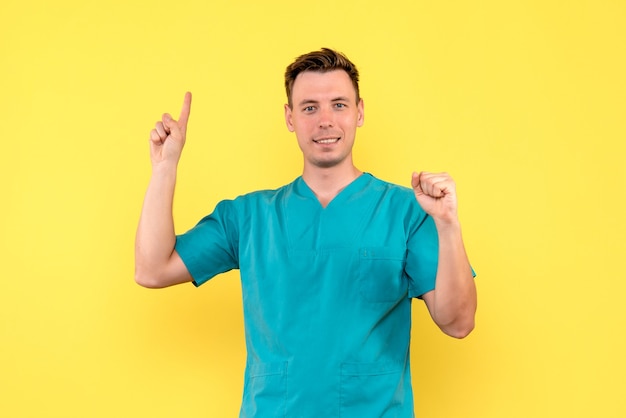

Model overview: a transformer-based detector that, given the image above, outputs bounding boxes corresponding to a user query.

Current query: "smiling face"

[285,70,364,170]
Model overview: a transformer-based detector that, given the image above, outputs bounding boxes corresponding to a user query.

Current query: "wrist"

[150,161,179,187]
[151,159,179,174]
[433,216,462,235]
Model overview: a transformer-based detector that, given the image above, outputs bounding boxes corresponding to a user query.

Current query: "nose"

[318,107,334,128]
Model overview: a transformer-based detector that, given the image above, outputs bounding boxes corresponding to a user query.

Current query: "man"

[135,48,477,417]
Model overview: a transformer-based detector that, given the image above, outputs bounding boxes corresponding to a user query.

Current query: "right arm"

[134,92,194,288]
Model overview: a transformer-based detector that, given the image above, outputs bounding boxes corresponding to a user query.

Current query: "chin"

[311,158,346,169]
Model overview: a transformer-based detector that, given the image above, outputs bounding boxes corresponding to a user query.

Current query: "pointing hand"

[149,92,192,165]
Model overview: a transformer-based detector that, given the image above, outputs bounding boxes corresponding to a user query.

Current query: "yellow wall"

[1,1,625,416]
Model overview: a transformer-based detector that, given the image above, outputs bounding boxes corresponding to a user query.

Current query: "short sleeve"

[405,205,439,299]
[175,199,240,287]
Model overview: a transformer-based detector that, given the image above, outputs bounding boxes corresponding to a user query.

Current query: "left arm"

[412,171,477,339]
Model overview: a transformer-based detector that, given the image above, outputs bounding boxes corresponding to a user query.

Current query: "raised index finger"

[178,91,192,130]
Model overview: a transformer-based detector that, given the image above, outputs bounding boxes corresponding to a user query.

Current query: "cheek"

[296,119,314,132]
[293,124,311,141]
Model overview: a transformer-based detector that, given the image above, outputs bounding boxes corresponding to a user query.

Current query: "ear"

[284,104,295,132]
[357,98,365,127]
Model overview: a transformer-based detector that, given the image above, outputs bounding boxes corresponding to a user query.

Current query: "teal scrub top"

[175,173,439,417]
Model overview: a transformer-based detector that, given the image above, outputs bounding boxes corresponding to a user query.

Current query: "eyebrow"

[297,99,319,107]
[297,97,351,107]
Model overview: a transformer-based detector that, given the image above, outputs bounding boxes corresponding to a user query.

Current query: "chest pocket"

[358,247,408,303]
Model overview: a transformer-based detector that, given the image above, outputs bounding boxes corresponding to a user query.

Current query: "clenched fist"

[411,171,459,226]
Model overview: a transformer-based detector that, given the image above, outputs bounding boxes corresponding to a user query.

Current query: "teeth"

[315,138,339,144]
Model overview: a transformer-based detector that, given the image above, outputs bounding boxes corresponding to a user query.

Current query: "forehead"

[291,70,357,103]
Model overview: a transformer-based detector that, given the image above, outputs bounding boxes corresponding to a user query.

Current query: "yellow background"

[1,0,625,417]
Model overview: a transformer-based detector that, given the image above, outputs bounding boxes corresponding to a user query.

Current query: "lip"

[313,136,341,144]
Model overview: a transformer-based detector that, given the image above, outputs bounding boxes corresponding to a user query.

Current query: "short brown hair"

[284,48,360,108]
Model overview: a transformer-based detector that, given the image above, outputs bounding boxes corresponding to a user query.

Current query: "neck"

[302,163,362,207]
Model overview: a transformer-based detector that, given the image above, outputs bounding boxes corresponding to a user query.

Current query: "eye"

[303,105,316,112]
[334,103,346,109]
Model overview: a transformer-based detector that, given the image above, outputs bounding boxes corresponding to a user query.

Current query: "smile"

[313,137,340,144]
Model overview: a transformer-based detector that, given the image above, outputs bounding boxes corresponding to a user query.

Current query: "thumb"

[411,171,423,193]
[162,113,182,139]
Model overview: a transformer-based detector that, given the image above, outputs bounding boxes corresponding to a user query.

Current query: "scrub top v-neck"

[175,173,439,417]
